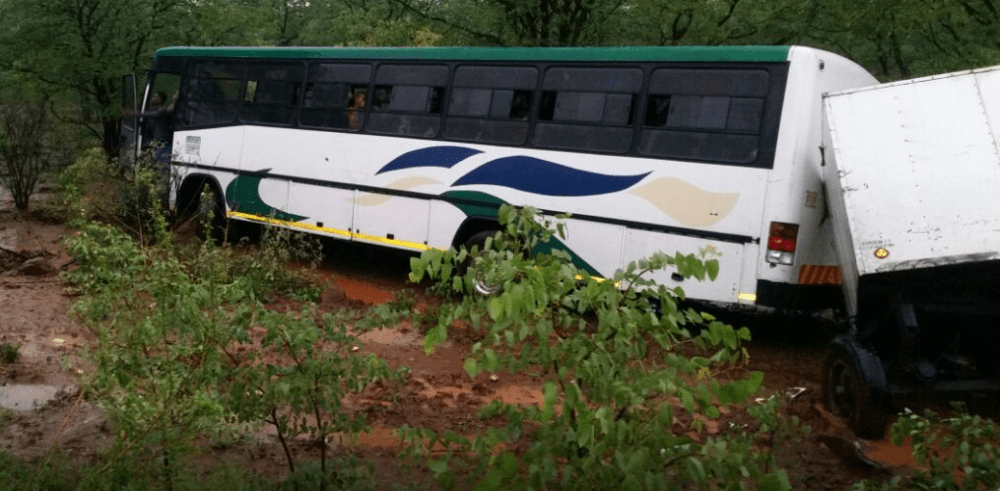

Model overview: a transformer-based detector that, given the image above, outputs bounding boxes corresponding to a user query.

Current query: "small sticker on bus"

[185,136,201,155]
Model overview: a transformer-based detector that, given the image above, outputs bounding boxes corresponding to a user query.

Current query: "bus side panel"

[287,182,354,240]
[173,127,245,170]
[558,219,625,278]
[427,201,474,249]
[352,194,431,251]
[621,230,743,303]
[171,127,245,210]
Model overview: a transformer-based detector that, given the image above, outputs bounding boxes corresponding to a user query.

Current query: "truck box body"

[823,67,1000,319]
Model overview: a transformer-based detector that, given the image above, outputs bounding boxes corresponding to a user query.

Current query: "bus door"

[142,72,182,160]
[120,73,139,167]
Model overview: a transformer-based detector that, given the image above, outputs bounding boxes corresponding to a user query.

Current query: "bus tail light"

[766,221,799,265]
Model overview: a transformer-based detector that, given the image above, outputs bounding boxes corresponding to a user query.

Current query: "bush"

[853,403,1000,491]
[65,215,393,489]
[0,100,51,211]
[394,205,796,491]
[0,342,20,365]
[57,147,116,225]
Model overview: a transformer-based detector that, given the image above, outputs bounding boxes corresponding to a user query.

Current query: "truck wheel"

[823,334,890,439]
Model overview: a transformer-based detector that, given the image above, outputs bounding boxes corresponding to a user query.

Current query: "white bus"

[130,45,877,310]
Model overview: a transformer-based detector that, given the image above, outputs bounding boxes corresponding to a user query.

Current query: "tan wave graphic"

[354,176,443,206]
[630,177,738,227]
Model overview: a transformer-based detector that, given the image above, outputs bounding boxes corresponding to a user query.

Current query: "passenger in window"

[510,91,531,120]
[373,87,392,111]
[348,90,366,129]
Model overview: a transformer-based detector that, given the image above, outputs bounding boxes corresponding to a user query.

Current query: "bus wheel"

[463,230,502,296]
[192,183,227,242]
[823,334,889,439]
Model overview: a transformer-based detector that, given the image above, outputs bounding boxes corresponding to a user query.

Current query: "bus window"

[533,67,642,154]
[301,63,372,130]
[367,64,448,138]
[445,65,537,145]
[181,62,246,128]
[240,63,303,126]
[638,68,769,165]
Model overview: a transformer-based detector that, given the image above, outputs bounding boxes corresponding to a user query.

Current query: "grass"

[0,342,19,365]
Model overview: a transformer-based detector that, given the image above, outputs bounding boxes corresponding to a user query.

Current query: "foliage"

[56,147,117,225]
[0,449,279,491]
[396,204,795,490]
[64,213,392,489]
[803,0,1000,80]
[0,100,52,211]
[225,225,326,302]
[0,342,21,365]
[853,404,1000,491]
[225,305,399,478]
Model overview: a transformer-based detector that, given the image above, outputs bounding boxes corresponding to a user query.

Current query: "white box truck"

[822,66,1000,438]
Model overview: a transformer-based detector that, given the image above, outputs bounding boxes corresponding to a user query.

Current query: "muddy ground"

[0,195,984,489]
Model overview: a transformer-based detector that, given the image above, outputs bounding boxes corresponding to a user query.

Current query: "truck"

[821,65,1000,438]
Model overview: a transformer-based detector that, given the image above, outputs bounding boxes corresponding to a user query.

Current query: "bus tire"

[463,229,501,296]
[180,180,227,243]
[822,334,889,439]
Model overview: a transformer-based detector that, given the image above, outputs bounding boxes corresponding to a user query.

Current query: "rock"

[19,257,55,276]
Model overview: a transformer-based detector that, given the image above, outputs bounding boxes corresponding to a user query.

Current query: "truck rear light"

[766,221,799,265]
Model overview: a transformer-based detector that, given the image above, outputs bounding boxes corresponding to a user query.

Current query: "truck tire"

[823,334,890,439]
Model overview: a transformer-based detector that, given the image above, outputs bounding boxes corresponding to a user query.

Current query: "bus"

[128,45,877,310]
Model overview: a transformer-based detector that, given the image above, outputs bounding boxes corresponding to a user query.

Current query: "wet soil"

[0,203,983,489]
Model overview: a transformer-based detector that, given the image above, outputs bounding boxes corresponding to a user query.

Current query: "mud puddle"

[0,384,65,411]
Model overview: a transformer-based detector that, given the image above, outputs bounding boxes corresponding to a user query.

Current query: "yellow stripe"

[228,211,616,285]
[227,211,431,252]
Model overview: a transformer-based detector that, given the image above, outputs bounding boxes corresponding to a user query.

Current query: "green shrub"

[65,214,387,489]
[853,403,1000,491]
[395,205,794,491]
[0,342,19,365]
[56,147,115,226]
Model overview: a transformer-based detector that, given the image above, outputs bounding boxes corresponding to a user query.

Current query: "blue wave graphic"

[377,146,483,174]
[451,156,650,197]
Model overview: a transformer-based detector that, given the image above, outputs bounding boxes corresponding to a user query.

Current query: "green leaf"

[487,297,504,321]
[757,470,793,491]
[427,458,449,473]
[717,371,764,404]
[577,419,593,447]
[483,349,499,371]
[464,358,480,378]
[686,457,707,484]
[706,259,719,281]
[626,448,648,474]
[541,381,558,422]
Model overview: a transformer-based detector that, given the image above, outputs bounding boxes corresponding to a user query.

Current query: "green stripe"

[154,45,790,63]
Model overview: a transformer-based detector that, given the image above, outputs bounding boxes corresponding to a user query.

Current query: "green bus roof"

[154,45,791,63]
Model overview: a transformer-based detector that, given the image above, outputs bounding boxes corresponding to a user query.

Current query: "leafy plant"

[853,403,1000,491]
[0,342,19,365]
[65,209,388,489]
[225,305,402,480]
[398,204,791,491]
[0,100,52,211]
